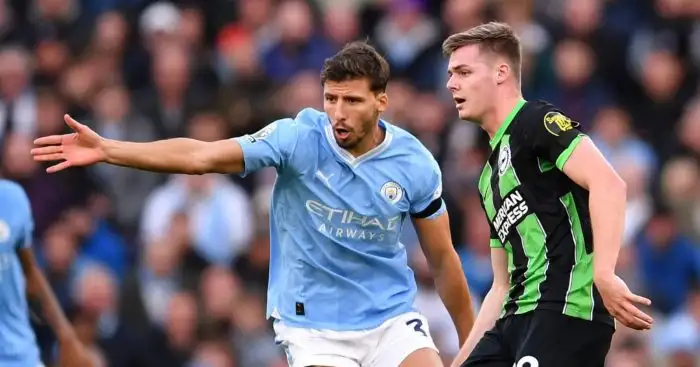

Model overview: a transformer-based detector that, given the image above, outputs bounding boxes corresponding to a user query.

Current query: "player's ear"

[376,92,388,113]
[496,63,510,85]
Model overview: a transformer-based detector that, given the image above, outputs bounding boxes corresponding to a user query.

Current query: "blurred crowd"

[0,0,699,366]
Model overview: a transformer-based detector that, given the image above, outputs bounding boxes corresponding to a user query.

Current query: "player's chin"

[335,136,357,149]
[457,109,475,122]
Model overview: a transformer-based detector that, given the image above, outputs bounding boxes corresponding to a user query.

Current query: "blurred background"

[0,0,698,366]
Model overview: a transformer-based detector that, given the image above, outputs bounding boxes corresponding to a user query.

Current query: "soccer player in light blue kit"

[31,42,476,367]
[0,179,90,366]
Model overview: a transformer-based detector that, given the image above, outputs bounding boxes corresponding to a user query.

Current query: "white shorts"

[273,311,438,367]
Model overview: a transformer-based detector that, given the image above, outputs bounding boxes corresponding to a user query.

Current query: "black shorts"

[462,310,614,367]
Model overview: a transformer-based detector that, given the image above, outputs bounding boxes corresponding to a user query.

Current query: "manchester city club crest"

[380,181,404,205]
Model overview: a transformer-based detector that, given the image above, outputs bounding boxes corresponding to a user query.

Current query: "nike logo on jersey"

[315,170,334,188]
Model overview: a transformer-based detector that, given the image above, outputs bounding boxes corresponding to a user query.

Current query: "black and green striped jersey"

[479,99,613,326]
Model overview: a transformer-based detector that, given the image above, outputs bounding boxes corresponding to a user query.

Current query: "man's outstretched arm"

[32,114,297,175]
[32,115,245,175]
[102,137,244,175]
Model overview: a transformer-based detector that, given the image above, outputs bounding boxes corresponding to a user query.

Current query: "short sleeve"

[9,184,33,250]
[19,213,33,250]
[233,118,300,176]
[409,156,446,219]
[523,103,585,171]
[489,229,503,248]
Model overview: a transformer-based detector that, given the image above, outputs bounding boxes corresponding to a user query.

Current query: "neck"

[347,122,385,157]
[481,87,523,139]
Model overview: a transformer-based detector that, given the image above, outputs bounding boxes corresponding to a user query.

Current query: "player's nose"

[446,75,459,91]
[332,107,347,122]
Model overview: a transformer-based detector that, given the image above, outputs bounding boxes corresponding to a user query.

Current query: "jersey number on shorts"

[406,318,427,337]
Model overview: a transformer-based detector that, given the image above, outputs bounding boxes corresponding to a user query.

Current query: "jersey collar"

[489,98,527,149]
[324,119,393,168]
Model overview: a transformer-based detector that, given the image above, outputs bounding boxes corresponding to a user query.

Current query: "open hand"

[31,114,106,173]
[595,274,653,330]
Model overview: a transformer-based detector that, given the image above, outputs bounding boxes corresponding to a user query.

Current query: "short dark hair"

[320,41,390,93]
[442,22,522,79]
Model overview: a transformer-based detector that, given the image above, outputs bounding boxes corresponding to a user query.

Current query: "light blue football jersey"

[234,108,445,331]
[0,180,41,366]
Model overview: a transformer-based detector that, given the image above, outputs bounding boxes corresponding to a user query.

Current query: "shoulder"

[388,123,440,173]
[385,123,442,204]
[265,107,327,141]
[294,108,327,130]
[0,180,29,206]
[242,108,324,146]
[516,100,580,135]
[0,180,31,232]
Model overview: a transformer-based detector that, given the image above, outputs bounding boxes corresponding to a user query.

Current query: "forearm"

[26,268,76,341]
[103,138,210,174]
[589,179,626,278]
[433,252,476,346]
[451,285,508,367]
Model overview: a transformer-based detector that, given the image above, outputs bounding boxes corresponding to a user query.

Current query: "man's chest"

[300,155,412,219]
[478,139,538,241]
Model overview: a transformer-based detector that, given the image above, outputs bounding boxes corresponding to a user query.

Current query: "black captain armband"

[411,197,443,219]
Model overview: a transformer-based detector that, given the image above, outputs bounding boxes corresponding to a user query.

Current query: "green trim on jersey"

[479,163,502,249]
[537,157,555,173]
[500,241,516,318]
[561,192,595,320]
[489,99,527,149]
[555,134,584,170]
[497,135,549,315]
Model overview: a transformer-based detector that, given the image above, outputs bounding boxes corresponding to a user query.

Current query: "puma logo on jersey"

[315,170,334,188]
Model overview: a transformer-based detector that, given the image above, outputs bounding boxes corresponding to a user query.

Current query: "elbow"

[489,282,509,299]
[190,143,217,175]
[590,170,627,199]
[428,247,461,274]
[186,156,209,175]
[608,173,627,200]
[491,275,510,294]
[490,270,510,296]
[617,177,627,199]
[189,160,211,175]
